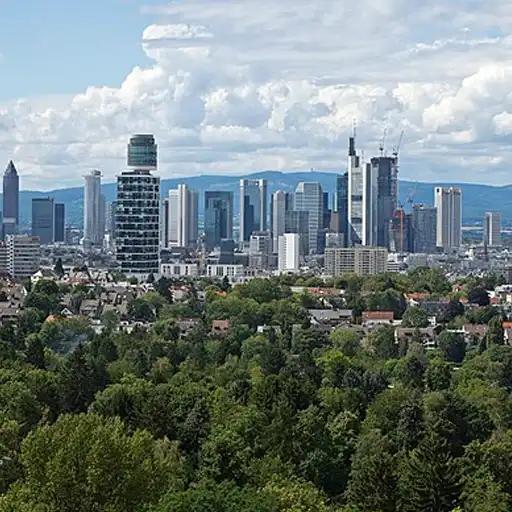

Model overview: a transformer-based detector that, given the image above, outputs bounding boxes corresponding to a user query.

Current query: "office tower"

[240,179,267,242]
[364,156,398,248]
[249,231,272,270]
[435,187,462,251]
[278,233,300,273]
[54,203,65,243]
[2,161,19,238]
[325,232,345,249]
[295,182,324,254]
[106,201,117,238]
[335,172,349,242]
[6,234,40,279]
[160,198,169,249]
[325,247,388,276]
[167,184,199,248]
[412,204,437,253]
[322,191,331,230]
[271,190,293,253]
[32,197,54,244]
[389,209,413,253]
[285,209,309,257]
[347,135,364,245]
[115,135,160,279]
[83,170,105,248]
[484,211,501,247]
[205,191,233,250]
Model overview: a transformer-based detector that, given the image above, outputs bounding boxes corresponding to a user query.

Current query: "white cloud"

[3,0,512,187]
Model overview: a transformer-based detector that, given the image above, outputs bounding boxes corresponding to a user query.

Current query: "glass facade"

[32,198,54,245]
[204,191,233,250]
[127,134,157,170]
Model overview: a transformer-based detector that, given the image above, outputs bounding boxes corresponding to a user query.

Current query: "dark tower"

[3,161,19,238]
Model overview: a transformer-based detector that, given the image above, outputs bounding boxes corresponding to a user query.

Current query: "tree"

[461,469,510,512]
[401,307,430,328]
[397,431,459,512]
[468,287,490,307]
[438,331,466,363]
[438,300,465,324]
[346,430,397,512]
[0,414,184,512]
[128,298,156,322]
[366,289,406,319]
[368,326,398,359]
[54,258,65,277]
[485,316,504,347]
[330,328,361,357]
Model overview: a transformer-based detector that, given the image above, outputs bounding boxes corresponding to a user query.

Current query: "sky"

[2,0,512,189]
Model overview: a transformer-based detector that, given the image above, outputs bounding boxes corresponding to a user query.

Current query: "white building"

[160,263,199,278]
[435,187,462,252]
[325,247,388,276]
[271,191,290,253]
[5,235,41,279]
[207,264,245,280]
[83,170,105,249]
[167,184,199,248]
[347,135,365,246]
[484,211,501,247]
[278,233,300,273]
[115,135,160,280]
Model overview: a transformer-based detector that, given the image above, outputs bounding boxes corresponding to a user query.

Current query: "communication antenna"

[379,128,387,156]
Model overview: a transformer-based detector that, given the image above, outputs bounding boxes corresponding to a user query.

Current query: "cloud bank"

[3,0,512,188]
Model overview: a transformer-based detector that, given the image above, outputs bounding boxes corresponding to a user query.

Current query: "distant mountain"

[12,171,512,227]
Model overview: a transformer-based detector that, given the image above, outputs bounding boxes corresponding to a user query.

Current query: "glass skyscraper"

[116,135,160,279]
[3,161,19,238]
[32,198,55,244]
[204,191,233,250]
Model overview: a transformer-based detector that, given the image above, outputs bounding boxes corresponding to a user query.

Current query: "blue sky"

[0,0,151,100]
[2,0,512,189]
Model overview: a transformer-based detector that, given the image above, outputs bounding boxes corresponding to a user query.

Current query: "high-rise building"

[325,247,388,276]
[270,190,293,253]
[83,170,105,248]
[160,198,169,249]
[484,211,501,247]
[249,231,272,270]
[205,191,233,250]
[6,234,40,279]
[278,233,300,273]
[54,203,65,243]
[295,182,324,254]
[435,187,462,251]
[127,134,158,170]
[364,156,398,248]
[167,185,199,248]
[32,197,54,244]
[115,135,160,279]
[389,209,413,253]
[285,209,309,257]
[106,201,117,239]
[412,204,437,253]
[335,172,348,243]
[347,135,365,246]
[2,161,19,238]
[240,179,267,242]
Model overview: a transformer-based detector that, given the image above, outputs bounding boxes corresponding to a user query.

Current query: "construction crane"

[393,130,405,159]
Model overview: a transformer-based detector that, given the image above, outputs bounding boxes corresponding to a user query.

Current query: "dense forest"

[0,269,510,511]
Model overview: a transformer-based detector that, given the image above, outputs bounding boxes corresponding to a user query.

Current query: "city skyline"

[2,1,512,188]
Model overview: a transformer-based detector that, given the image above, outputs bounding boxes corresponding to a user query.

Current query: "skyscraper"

[54,203,65,243]
[435,187,462,251]
[32,197,54,244]
[389,209,413,253]
[335,172,348,244]
[205,191,233,250]
[270,190,293,253]
[83,170,105,248]
[295,182,324,254]
[240,179,267,242]
[412,204,437,253]
[115,135,160,279]
[278,233,300,273]
[484,211,501,247]
[167,184,199,248]
[347,135,364,246]
[3,161,19,238]
[364,156,398,248]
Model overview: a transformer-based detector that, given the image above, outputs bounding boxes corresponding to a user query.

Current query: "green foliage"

[0,413,184,512]
[401,307,430,328]
[438,331,466,363]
